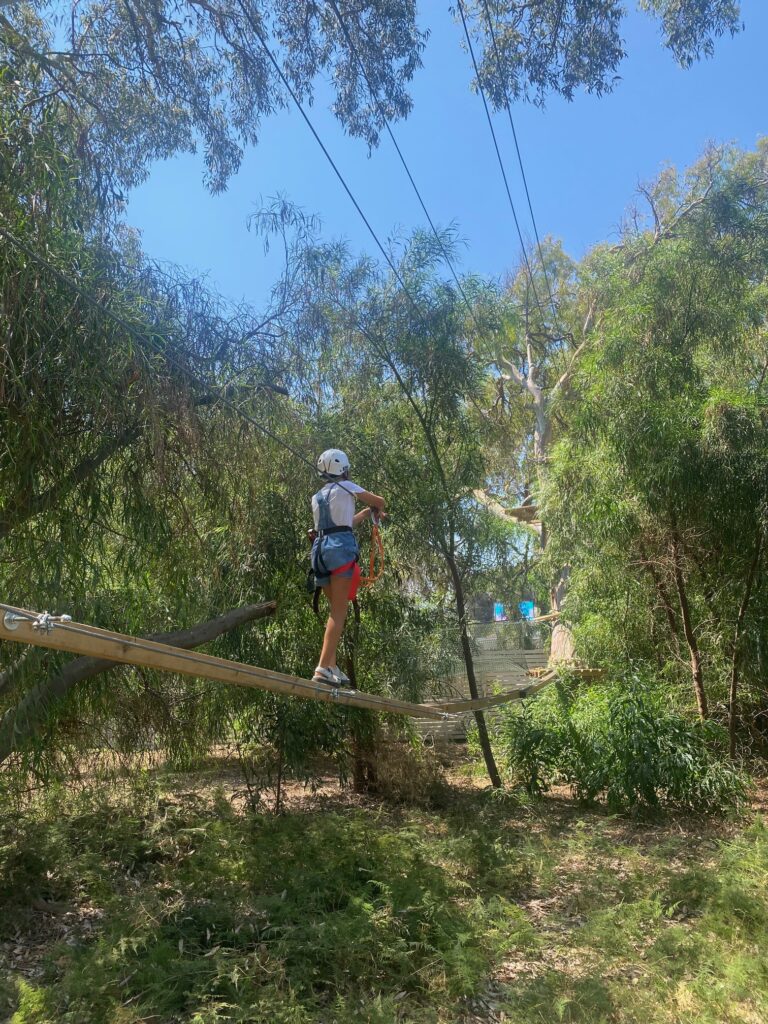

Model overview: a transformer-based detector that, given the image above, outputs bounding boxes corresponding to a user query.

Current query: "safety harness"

[307,481,384,613]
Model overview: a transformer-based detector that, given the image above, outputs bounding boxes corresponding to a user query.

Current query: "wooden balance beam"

[0,603,446,720]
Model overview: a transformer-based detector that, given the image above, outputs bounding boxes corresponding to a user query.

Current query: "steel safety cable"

[246,12,487,392]
[477,0,559,326]
[455,0,550,327]
[326,0,491,344]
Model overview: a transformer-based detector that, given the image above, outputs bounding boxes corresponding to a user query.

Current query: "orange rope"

[359,521,384,587]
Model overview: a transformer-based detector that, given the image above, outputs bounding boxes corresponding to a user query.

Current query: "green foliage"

[542,142,768,732]
[1,778,534,1023]
[1,92,463,779]
[4,771,768,1024]
[1,1,425,195]
[1,1,740,199]
[473,0,740,107]
[492,675,749,813]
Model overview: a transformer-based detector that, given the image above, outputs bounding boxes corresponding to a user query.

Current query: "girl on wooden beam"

[310,448,385,689]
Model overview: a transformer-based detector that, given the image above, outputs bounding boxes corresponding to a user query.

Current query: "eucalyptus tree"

[0,157,472,777]
[289,227,535,787]
[1,0,425,196]
[0,0,743,200]
[544,143,768,739]
[0,93,308,769]
[464,242,598,671]
[462,0,741,106]
[474,241,590,490]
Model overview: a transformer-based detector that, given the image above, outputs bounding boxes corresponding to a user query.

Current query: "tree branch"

[498,355,525,387]
[0,424,141,543]
[472,489,516,521]
[0,601,277,763]
[0,648,33,697]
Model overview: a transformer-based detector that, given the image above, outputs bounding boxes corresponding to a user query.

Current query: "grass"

[1,759,767,1023]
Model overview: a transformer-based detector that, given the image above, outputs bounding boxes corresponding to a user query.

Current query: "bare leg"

[318,574,350,668]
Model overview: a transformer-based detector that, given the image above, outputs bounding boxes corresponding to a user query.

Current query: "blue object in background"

[519,601,535,620]
[493,602,507,622]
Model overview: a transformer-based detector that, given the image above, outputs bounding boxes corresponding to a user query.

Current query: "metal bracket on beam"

[33,612,72,634]
[2,610,73,634]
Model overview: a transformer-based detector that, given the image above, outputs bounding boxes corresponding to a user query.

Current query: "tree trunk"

[445,548,502,788]
[639,544,681,651]
[0,425,141,542]
[345,599,378,794]
[533,396,552,465]
[729,528,763,759]
[0,601,276,763]
[0,648,36,697]
[671,535,708,721]
[274,710,285,815]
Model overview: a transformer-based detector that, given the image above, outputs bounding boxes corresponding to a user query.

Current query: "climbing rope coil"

[0,602,548,719]
[359,515,384,588]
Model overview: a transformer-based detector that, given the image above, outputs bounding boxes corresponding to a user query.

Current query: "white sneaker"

[331,667,353,688]
[312,666,337,686]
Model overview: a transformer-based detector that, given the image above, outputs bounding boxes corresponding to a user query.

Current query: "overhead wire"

[477,0,559,325]
[249,11,493,423]
[244,13,450,355]
[326,0,490,343]
[247,13,490,423]
[325,0,500,428]
[455,0,550,328]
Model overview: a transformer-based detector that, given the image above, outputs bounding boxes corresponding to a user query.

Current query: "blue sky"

[126,1,768,313]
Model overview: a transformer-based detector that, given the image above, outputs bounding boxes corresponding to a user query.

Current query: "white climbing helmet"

[317,448,350,479]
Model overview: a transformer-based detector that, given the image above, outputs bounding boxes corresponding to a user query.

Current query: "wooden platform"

[506,503,540,523]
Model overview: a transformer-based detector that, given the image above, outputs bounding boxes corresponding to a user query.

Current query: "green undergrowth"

[1,767,767,1023]
[487,675,750,814]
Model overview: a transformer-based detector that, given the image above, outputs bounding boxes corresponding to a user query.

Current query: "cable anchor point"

[33,611,73,634]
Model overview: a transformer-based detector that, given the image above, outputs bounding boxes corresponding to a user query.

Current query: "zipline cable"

[244,11,487,423]
[326,0,490,343]
[477,0,559,325]
[245,14,450,353]
[455,0,549,327]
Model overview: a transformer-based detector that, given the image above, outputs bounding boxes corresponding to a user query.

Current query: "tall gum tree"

[286,226,510,787]
[0,1,744,196]
[471,242,599,667]
[544,143,768,727]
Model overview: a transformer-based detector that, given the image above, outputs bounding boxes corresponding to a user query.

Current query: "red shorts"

[331,559,362,601]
